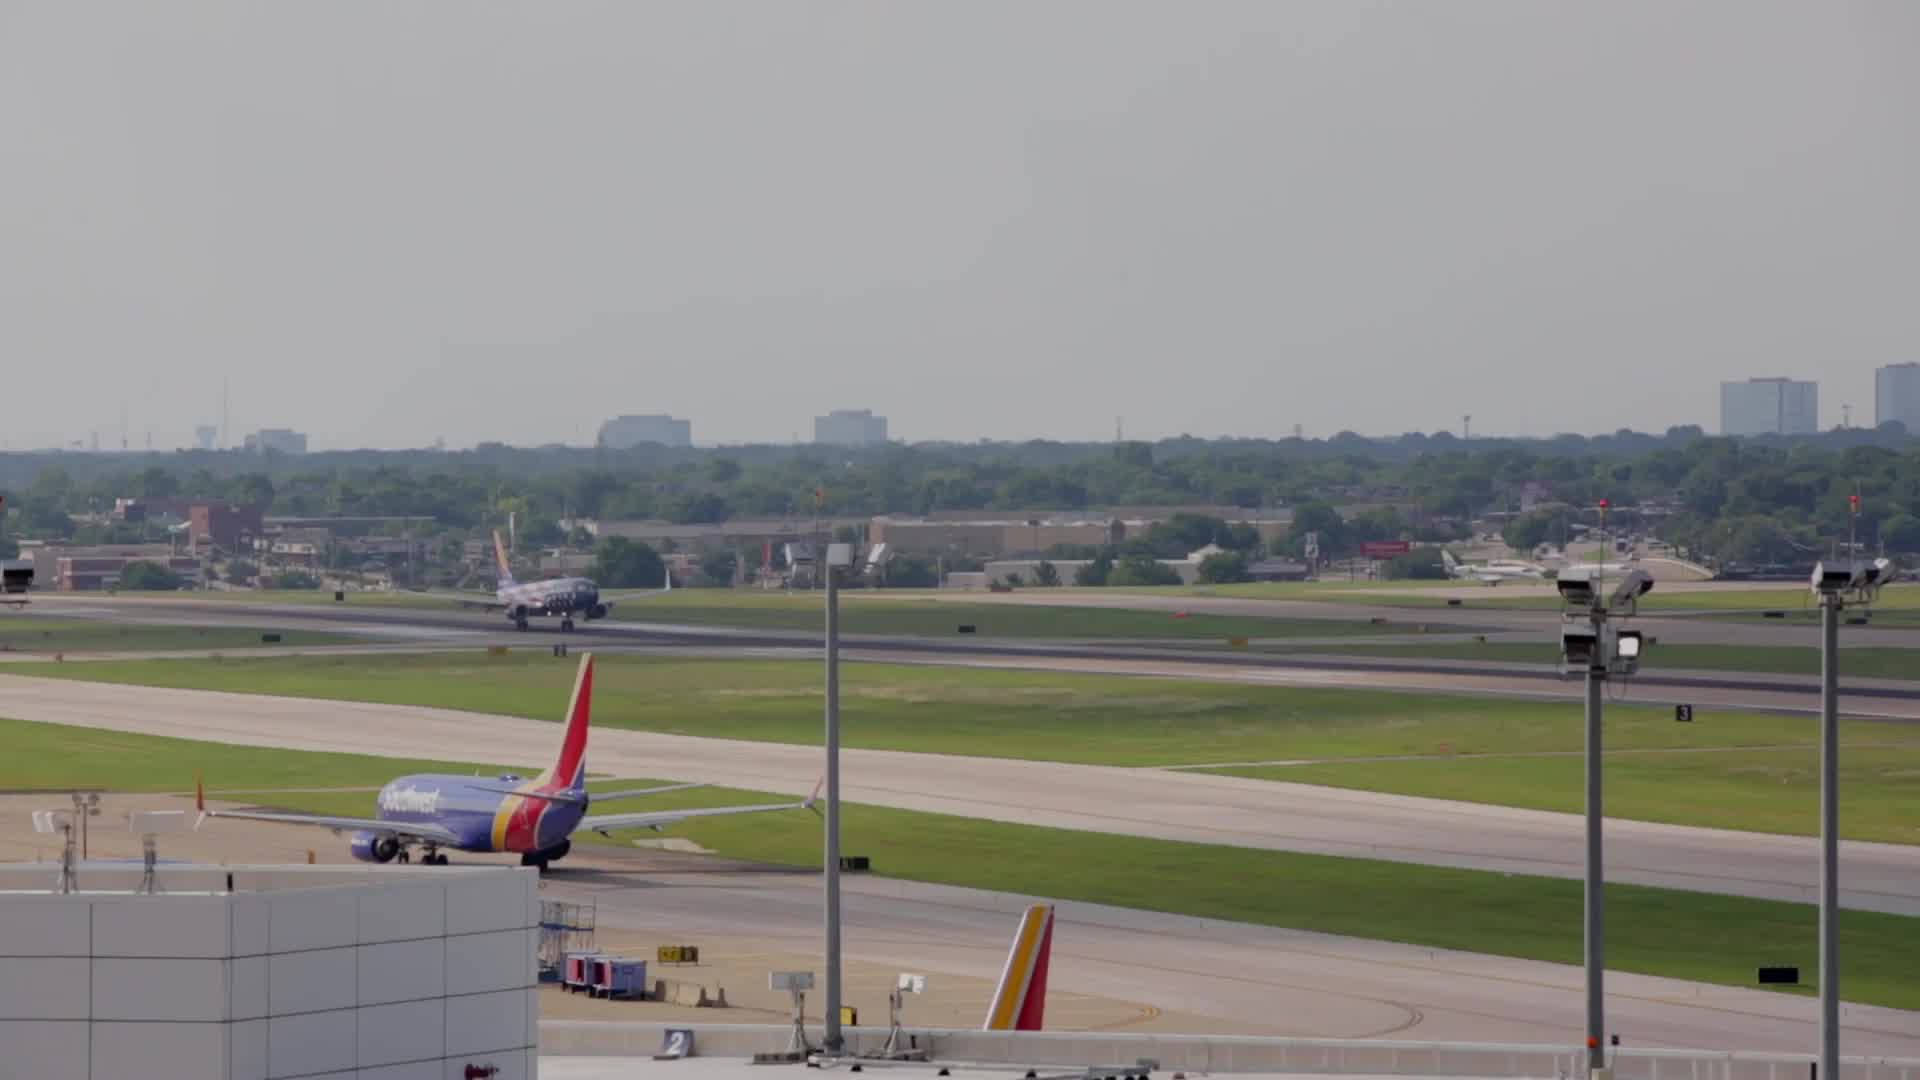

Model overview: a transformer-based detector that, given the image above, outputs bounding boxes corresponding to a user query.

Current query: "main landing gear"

[519,840,571,874]
[559,618,575,632]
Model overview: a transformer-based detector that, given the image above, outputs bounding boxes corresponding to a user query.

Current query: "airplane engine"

[350,831,401,863]
[588,604,607,620]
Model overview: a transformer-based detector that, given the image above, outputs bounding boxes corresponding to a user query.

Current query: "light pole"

[1808,548,1893,1080]
[822,541,854,1055]
[1818,581,1840,1080]
[1556,551,1651,1078]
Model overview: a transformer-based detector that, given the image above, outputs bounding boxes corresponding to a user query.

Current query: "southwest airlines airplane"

[197,653,810,870]
[459,530,666,632]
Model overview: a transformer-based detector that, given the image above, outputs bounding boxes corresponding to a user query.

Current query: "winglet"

[804,775,824,810]
[194,774,207,830]
[983,903,1054,1031]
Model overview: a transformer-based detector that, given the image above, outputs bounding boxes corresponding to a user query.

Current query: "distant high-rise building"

[1719,378,1818,436]
[1875,363,1920,433]
[243,428,308,454]
[597,414,692,449]
[813,409,888,447]
[194,425,218,450]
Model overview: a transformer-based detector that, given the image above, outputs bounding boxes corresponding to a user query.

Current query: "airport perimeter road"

[542,858,1920,1055]
[6,673,1917,914]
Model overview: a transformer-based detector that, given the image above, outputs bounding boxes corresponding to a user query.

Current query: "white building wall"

[0,865,537,1080]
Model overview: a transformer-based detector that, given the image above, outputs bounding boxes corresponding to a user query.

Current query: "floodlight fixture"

[1605,570,1655,615]
[1811,561,1854,596]
[1560,625,1599,672]
[1556,570,1598,611]
[896,973,927,994]
[825,543,855,569]
[1609,630,1645,676]
[31,810,72,834]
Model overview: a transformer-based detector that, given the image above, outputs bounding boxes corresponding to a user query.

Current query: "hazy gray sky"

[5,2,1916,450]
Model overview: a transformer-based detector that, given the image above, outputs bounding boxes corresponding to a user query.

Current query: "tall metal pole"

[1585,605,1606,1076]
[823,562,844,1054]
[1819,592,1841,1080]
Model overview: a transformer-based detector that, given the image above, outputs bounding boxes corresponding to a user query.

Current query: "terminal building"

[0,861,538,1080]
[597,414,692,449]
[814,409,888,447]
[1719,377,1818,436]
[1876,363,1920,432]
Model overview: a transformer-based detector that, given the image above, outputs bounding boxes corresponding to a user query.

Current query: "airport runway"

[20,595,1920,720]
[11,793,1912,1054]
[4,673,1916,914]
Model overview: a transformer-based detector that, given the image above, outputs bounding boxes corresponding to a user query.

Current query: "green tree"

[698,549,738,587]
[883,555,939,588]
[1502,510,1562,554]
[1196,551,1252,584]
[1107,555,1181,586]
[589,536,667,588]
[118,561,184,590]
[268,570,320,589]
[1288,501,1349,556]
[1031,560,1061,587]
[1073,553,1114,586]
[1880,514,1920,555]
[1383,547,1448,580]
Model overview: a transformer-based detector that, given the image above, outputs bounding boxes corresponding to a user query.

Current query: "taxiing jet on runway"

[457,529,668,632]
[1442,550,1547,585]
[196,653,811,870]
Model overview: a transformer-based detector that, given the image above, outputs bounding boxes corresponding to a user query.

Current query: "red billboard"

[1361,540,1412,559]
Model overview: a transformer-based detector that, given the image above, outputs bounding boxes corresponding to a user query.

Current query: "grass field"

[0,715,509,793]
[5,715,1915,1011]
[16,651,1918,841]
[0,617,356,653]
[1287,640,1920,680]
[1215,747,1920,845]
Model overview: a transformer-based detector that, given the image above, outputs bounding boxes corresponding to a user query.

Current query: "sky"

[3,2,1917,451]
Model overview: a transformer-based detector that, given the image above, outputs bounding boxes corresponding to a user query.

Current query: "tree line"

[6,427,1920,573]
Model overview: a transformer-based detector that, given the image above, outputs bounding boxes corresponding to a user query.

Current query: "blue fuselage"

[357,774,587,856]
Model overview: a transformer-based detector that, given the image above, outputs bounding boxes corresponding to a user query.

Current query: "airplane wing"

[578,798,812,836]
[201,807,462,843]
[589,782,707,801]
[453,596,506,612]
[195,780,462,843]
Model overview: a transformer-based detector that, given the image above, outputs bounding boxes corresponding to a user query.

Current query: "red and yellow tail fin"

[492,529,516,587]
[537,653,593,791]
[983,903,1054,1031]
